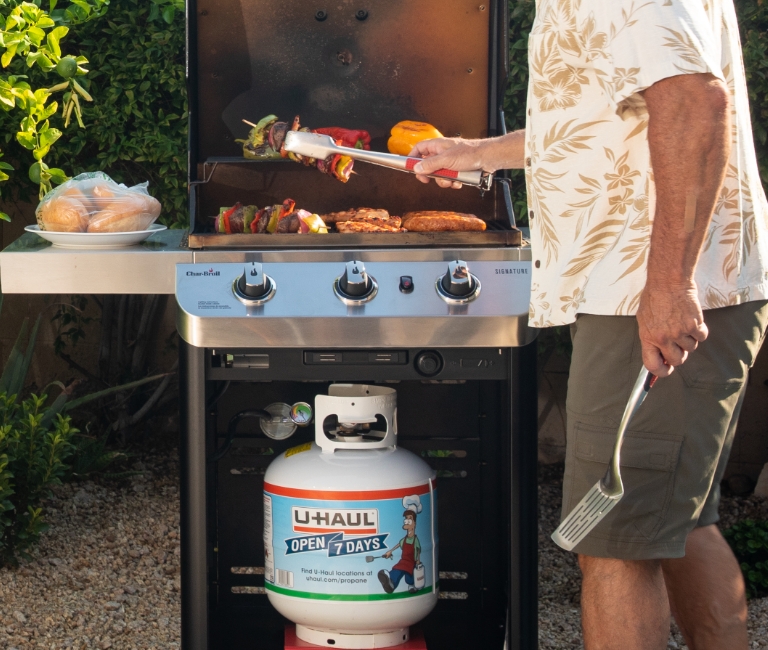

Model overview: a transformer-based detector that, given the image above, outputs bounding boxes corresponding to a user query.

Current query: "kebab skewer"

[235,115,370,183]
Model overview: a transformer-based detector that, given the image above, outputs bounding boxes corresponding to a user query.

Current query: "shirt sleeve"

[585,0,725,108]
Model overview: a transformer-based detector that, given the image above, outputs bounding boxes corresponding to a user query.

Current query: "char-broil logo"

[186,267,221,277]
[292,507,378,535]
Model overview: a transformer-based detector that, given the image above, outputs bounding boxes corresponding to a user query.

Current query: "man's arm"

[409,130,526,189]
[638,72,731,377]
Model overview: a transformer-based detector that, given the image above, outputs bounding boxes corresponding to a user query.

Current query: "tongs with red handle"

[284,131,493,191]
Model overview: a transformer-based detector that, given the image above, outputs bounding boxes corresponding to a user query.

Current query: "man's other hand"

[636,283,708,376]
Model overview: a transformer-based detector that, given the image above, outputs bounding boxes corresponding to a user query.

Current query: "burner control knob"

[339,260,371,297]
[415,351,443,377]
[235,263,275,302]
[441,260,475,297]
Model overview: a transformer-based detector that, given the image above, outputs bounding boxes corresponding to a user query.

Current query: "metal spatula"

[284,131,493,191]
[551,367,657,551]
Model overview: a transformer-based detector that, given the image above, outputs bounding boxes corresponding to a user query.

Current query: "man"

[378,509,422,594]
[408,2,768,648]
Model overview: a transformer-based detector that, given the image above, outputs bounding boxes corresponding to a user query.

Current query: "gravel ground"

[538,463,768,649]
[0,450,180,650]
[2,449,767,649]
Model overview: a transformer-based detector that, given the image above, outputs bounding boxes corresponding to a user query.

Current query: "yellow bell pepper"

[387,121,443,156]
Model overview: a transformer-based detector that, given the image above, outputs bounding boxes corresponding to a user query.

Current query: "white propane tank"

[264,384,438,649]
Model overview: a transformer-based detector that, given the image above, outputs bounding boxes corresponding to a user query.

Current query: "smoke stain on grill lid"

[195,0,491,159]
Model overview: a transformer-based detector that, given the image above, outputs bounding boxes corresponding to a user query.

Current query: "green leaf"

[16,132,36,150]
[33,144,51,161]
[39,127,61,148]
[47,167,68,184]
[63,373,171,412]
[0,212,9,222]
[9,315,42,397]
[2,44,19,68]
[0,317,29,396]
[36,16,55,29]
[46,25,69,58]
[27,26,46,47]
[162,6,175,24]
[0,87,15,109]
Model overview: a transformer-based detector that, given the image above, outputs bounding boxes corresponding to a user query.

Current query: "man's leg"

[661,525,748,649]
[580,555,670,650]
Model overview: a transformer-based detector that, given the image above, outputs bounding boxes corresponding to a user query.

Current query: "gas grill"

[181,1,538,648]
[0,1,539,649]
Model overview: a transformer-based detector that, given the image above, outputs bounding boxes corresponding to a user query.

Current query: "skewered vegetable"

[236,115,370,183]
[215,199,328,235]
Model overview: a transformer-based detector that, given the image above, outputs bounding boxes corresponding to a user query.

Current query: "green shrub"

[724,519,768,598]
[0,298,168,566]
[0,392,77,567]
[0,0,187,228]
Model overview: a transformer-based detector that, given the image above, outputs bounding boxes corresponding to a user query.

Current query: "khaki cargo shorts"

[562,301,768,560]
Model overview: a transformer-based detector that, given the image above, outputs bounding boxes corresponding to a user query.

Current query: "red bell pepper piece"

[315,127,371,150]
[220,202,241,234]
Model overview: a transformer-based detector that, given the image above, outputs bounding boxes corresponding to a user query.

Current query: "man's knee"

[579,554,662,581]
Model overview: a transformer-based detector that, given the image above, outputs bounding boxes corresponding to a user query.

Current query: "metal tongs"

[284,131,493,192]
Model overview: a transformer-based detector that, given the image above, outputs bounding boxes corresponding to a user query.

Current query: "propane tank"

[264,384,438,649]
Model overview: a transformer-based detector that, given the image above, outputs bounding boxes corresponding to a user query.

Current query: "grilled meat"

[320,208,393,224]
[335,221,404,233]
[401,211,486,232]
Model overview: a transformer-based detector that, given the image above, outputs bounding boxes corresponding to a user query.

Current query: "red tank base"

[284,625,428,649]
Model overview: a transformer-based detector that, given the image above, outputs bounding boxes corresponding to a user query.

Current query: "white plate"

[25,223,167,249]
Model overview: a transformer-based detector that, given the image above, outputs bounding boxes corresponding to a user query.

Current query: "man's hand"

[410,138,485,189]
[640,72,730,375]
[636,283,708,376]
[408,130,526,188]
[383,550,392,559]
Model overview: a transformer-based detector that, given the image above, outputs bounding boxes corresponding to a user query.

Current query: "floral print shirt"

[525,0,768,327]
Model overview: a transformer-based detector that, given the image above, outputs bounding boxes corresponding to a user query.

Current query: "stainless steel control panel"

[176,259,534,348]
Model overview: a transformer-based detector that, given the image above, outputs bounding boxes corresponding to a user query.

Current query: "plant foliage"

[0,0,187,227]
[0,0,110,213]
[0,298,168,566]
[724,519,768,598]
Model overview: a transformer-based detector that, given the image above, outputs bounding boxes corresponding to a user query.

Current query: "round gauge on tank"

[290,402,313,426]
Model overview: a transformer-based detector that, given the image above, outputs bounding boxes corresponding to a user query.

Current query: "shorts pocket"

[571,422,683,541]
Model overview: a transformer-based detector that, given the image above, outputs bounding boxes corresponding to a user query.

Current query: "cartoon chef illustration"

[378,495,424,594]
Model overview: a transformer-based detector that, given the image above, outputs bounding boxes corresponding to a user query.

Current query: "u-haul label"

[264,482,438,601]
[291,507,378,535]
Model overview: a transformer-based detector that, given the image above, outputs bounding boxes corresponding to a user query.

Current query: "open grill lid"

[187,0,514,247]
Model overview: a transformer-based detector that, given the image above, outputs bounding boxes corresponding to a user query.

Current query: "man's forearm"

[643,73,731,288]
[473,129,526,171]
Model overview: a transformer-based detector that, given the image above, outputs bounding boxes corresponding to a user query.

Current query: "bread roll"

[59,185,91,208]
[38,196,90,232]
[87,193,162,233]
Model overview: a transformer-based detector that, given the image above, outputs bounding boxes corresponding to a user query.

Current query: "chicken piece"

[335,221,404,233]
[320,208,390,224]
